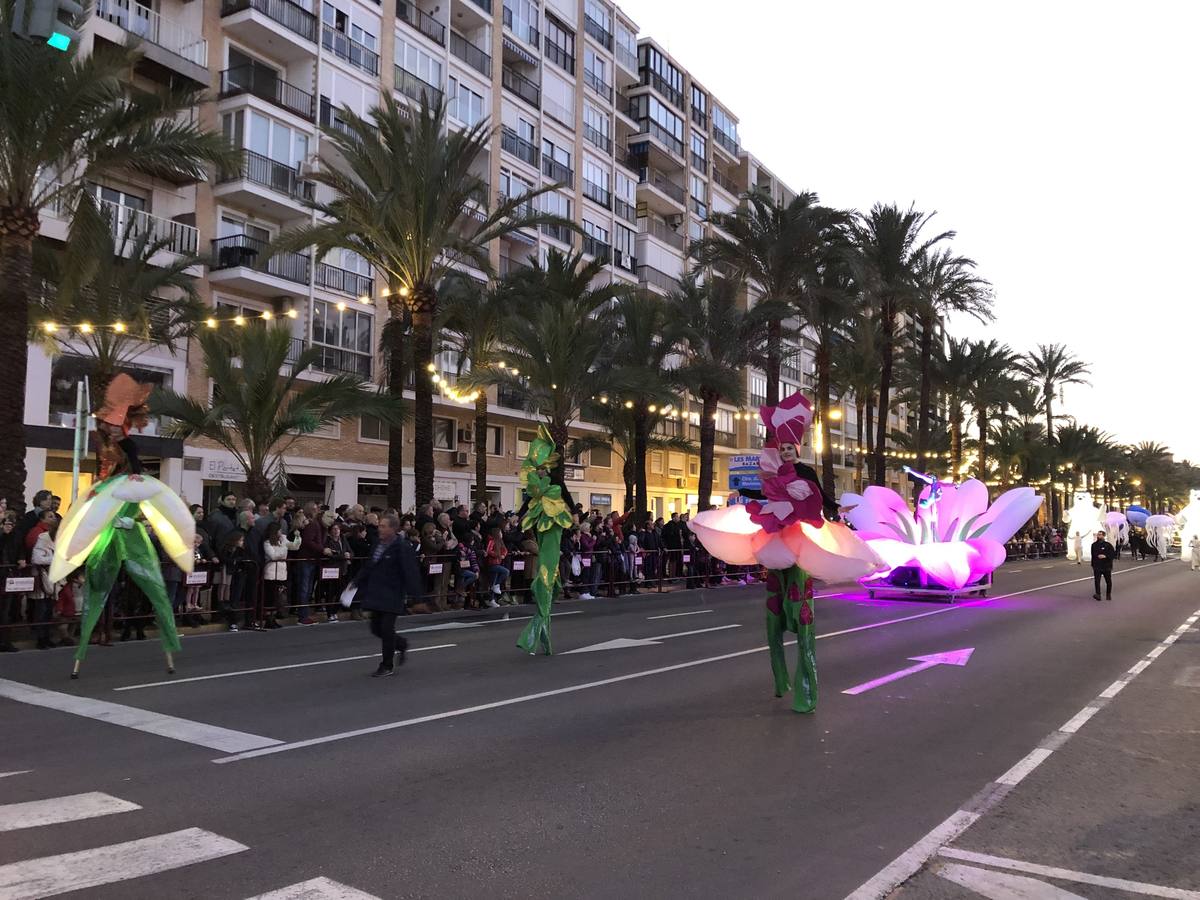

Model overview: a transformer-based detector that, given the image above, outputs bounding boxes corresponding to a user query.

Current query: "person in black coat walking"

[352,513,422,676]
[1091,529,1116,601]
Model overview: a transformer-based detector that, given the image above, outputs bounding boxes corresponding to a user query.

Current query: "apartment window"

[688,218,703,244]
[224,110,308,166]
[433,417,456,451]
[486,425,504,456]
[614,223,634,266]
[584,47,608,90]
[505,0,538,44]
[516,428,537,456]
[638,44,683,107]
[692,85,707,119]
[650,451,663,475]
[713,105,738,147]
[631,95,684,146]
[690,132,706,168]
[668,451,685,477]
[311,299,372,376]
[447,76,483,126]
[690,173,706,202]
[396,36,442,87]
[590,445,612,468]
[218,215,270,244]
[542,137,571,170]
[584,0,610,30]
[582,218,608,243]
[338,248,370,277]
[582,102,610,150]
[500,168,534,202]
[687,456,699,477]
[750,373,767,404]
[583,157,610,192]
[323,3,376,50]
[544,13,574,73]
[615,22,636,68]
[715,409,734,432]
[359,415,386,442]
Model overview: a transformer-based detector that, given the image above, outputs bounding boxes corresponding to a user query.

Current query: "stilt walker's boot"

[766,611,790,697]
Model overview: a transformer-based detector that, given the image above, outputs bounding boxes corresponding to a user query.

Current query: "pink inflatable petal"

[688,506,760,565]
[751,532,797,570]
[785,521,887,582]
[838,487,917,542]
[933,479,990,541]
[970,487,1044,544]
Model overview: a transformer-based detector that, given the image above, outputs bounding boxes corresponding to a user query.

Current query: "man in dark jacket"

[1091,529,1116,601]
[353,513,422,676]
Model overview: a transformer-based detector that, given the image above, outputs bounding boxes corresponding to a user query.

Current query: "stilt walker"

[50,375,195,678]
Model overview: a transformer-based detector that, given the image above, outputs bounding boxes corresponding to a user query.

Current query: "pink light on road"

[842,648,976,695]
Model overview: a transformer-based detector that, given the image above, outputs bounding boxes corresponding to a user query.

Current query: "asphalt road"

[1,556,1196,899]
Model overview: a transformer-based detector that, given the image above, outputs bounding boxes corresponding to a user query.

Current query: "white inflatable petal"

[970,487,1045,544]
[688,506,761,565]
[752,532,796,570]
[787,521,887,582]
[139,479,196,573]
[110,475,162,503]
[50,489,125,583]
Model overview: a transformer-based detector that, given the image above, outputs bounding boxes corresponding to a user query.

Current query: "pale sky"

[625,0,1200,462]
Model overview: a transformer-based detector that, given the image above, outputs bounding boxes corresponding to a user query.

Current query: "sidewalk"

[891,601,1200,898]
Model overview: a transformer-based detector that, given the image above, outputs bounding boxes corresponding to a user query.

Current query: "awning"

[503,36,538,67]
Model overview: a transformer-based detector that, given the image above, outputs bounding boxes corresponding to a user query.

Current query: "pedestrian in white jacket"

[1190,537,1200,572]
[30,524,60,649]
[262,521,301,628]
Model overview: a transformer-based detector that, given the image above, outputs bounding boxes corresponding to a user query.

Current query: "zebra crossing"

[0,772,379,900]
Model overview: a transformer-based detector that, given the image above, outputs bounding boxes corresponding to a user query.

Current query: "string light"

[205,318,217,328]
[426,363,436,373]
[286,309,298,319]
[398,286,410,298]
[43,322,57,333]
[336,302,346,312]
[113,322,125,333]
[358,295,370,304]
[624,400,634,409]
[261,310,273,320]
[79,322,92,333]
[647,404,657,413]
[234,315,245,326]
[599,395,608,404]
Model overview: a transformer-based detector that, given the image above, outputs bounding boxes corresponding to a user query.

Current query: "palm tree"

[692,189,829,406]
[851,203,953,486]
[0,22,235,508]
[910,248,992,473]
[933,337,978,478]
[964,339,1019,488]
[272,96,566,507]
[830,310,880,493]
[610,290,683,522]
[496,250,624,485]
[669,274,766,511]
[32,195,204,404]
[1018,344,1091,520]
[151,325,403,503]
[1126,441,1173,511]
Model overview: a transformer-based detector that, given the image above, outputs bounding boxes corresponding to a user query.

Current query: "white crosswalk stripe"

[0,792,139,832]
[245,876,382,899]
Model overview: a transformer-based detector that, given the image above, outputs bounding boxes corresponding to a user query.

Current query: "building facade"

[25,0,912,514]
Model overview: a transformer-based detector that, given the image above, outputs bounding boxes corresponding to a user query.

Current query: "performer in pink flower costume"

[689,392,884,713]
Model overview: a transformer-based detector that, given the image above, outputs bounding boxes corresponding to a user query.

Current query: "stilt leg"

[765,612,790,697]
[71,659,81,680]
[165,651,175,674]
[792,578,817,714]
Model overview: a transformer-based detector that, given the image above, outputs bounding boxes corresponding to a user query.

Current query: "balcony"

[215,149,315,219]
[220,0,317,54]
[501,65,540,108]
[220,64,315,121]
[691,107,708,129]
[691,150,706,173]
[582,234,611,263]
[450,30,491,76]
[398,1,446,45]
[582,179,611,210]
[639,217,684,251]
[497,382,525,409]
[210,234,311,296]
[540,222,573,245]
[583,68,612,102]
[583,123,611,154]
[311,343,374,378]
[712,167,739,196]
[713,129,739,158]
[394,65,444,107]
[636,165,686,214]
[583,13,612,50]
[716,429,738,447]
[612,248,636,274]
[614,197,636,225]
[542,155,573,188]
[499,253,533,276]
[315,262,372,299]
[502,5,538,47]
[543,37,574,75]
[500,126,539,167]
[98,199,199,258]
[616,43,636,73]
[640,69,683,110]
[94,0,207,79]
[637,264,678,293]
[322,26,380,75]
[543,96,574,129]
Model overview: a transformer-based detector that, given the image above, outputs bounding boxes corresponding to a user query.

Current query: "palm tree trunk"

[549,419,569,489]
[698,392,718,511]
[473,390,488,505]
[765,318,781,406]
[915,321,933,473]
[872,299,896,486]
[976,406,990,494]
[0,213,37,511]
[865,399,875,459]
[1044,395,1059,524]
[816,342,835,498]
[950,404,963,478]
[633,408,649,524]
[245,469,273,505]
[622,454,634,513]
[410,288,436,505]
[854,400,865,492]
[385,309,406,511]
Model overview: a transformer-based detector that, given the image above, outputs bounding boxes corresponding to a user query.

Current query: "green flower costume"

[516,426,574,655]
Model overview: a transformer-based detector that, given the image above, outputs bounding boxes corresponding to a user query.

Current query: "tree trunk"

[976,406,989,495]
[410,287,436,505]
[633,409,649,525]
[854,400,866,492]
[872,299,896,486]
[950,402,963,477]
[765,318,781,406]
[549,419,569,490]
[915,320,933,473]
[473,390,488,504]
[0,213,37,512]
[385,306,406,511]
[245,469,274,505]
[698,392,718,511]
[816,341,835,498]
[865,400,875,459]
[1044,395,1058,525]
[622,453,634,514]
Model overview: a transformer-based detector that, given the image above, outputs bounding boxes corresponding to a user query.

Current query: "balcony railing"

[639,217,684,251]
[311,343,373,378]
[315,262,372,298]
[613,248,636,273]
[501,65,540,108]
[582,234,611,262]
[95,0,207,66]
[638,118,684,156]
[582,180,611,209]
[500,126,539,166]
[210,234,310,285]
[450,31,490,76]
[397,1,445,45]
[691,107,708,129]
[582,123,611,154]
[691,150,706,173]
[541,155,573,187]
[502,5,538,46]
[714,129,739,156]
[220,0,317,43]
[219,149,315,202]
[543,37,574,74]
[614,197,635,224]
[639,68,683,109]
[716,429,738,447]
[543,96,573,129]
[540,222,573,245]
[712,167,738,195]
[394,64,443,107]
[583,13,612,50]
[638,166,686,204]
[637,264,678,292]
[583,68,612,102]
[322,26,379,75]
[499,254,533,276]
[220,64,315,121]
[616,43,636,72]
[497,382,525,409]
[98,199,199,256]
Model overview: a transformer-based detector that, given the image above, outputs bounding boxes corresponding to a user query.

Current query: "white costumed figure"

[1104,511,1128,548]
[1177,489,1200,565]
[1064,491,1105,562]
[1145,514,1177,559]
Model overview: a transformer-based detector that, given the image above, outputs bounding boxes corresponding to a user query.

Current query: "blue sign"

[729,473,761,491]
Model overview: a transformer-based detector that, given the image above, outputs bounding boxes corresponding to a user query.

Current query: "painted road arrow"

[563,624,741,654]
[842,648,975,695]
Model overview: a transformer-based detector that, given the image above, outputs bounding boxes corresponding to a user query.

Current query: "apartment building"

[25,0,909,515]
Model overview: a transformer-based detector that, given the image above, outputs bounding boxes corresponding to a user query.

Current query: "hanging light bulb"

[79,322,92,334]
[426,363,436,373]
[234,315,245,326]
[599,395,608,404]
[336,302,346,312]
[286,308,298,319]
[624,400,634,409]
[358,295,370,304]
[205,318,217,329]
[113,321,126,333]
[511,368,519,376]
[43,321,57,333]
[432,374,441,384]
[648,404,657,413]
[399,286,411,298]
[261,310,273,320]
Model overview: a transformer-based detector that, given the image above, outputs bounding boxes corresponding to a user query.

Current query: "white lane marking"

[646,609,713,620]
[1059,706,1100,734]
[1041,564,1055,569]
[938,848,1200,899]
[844,810,980,900]
[245,876,381,899]
[1099,679,1128,698]
[400,610,583,633]
[646,624,740,640]
[217,569,1174,765]
[1128,659,1152,675]
[0,770,32,779]
[1147,645,1166,659]
[0,827,248,900]
[844,601,1200,900]
[561,625,742,654]
[1008,570,1024,573]
[995,748,1054,786]
[0,678,281,753]
[937,862,1087,898]
[114,645,457,691]
[0,793,140,833]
